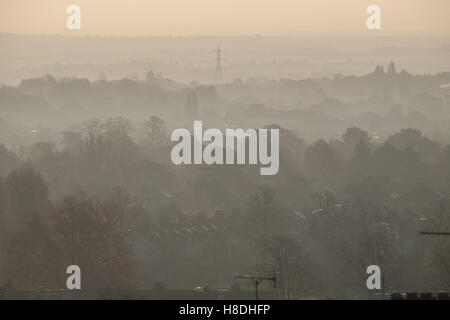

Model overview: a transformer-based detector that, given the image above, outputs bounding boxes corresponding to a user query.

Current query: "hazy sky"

[0,0,449,37]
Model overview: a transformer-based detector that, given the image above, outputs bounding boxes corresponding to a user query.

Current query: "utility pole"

[234,273,276,300]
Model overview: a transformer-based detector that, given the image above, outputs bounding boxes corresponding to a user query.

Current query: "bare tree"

[307,192,402,292]
[50,195,135,291]
[143,116,167,147]
[263,235,318,299]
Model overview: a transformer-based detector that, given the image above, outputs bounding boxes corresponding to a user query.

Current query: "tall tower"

[214,45,223,85]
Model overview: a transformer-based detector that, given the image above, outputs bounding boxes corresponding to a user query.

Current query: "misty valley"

[0,44,450,299]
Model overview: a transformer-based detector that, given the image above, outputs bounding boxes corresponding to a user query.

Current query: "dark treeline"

[0,114,449,298]
[1,63,450,145]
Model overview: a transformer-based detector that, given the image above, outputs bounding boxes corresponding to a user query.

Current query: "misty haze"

[0,1,449,301]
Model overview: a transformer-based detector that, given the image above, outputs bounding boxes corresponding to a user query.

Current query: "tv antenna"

[418,217,450,236]
[234,273,276,300]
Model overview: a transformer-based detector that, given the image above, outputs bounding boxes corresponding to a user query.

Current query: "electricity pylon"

[214,45,223,85]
